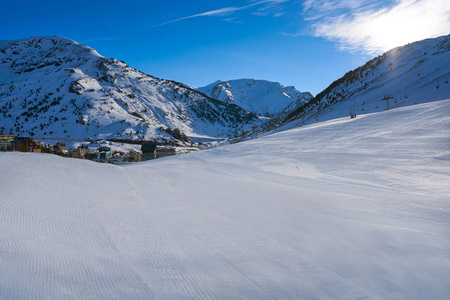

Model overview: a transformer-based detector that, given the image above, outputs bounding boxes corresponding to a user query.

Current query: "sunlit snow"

[1,99,449,299]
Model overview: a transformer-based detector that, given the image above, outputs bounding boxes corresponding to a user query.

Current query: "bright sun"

[364,0,448,52]
[312,0,450,54]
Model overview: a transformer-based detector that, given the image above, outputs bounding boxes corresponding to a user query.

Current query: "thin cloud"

[83,1,291,44]
[303,0,450,54]
[303,0,380,12]
[153,0,290,27]
[252,0,290,16]
[153,7,247,27]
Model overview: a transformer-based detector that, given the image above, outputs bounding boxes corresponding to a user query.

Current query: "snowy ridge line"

[198,79,313,118]
[283,34,450,128]
[0,36,264,143]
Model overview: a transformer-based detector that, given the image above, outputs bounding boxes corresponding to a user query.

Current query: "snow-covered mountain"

[0,36,261,142]
[198,79,313,117]
[284,34,450,126]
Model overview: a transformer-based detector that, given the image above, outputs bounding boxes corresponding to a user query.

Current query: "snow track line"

[131,171,265,300]
[110,167,228,300]
[151,205,279,300]
[1,97,450,299]
[134,159,379,299]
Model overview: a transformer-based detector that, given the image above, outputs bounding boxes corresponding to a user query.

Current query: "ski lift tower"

[382,94,393,110]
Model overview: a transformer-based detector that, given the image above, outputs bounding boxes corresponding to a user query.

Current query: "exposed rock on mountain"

[284,34,450,126]
[198,79,312,118]
[0,36,261,142]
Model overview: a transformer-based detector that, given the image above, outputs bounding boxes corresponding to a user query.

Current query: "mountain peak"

[284,34,450,126]
[0,37,260,142]
[198,79,312,117]
[0,36,102,60]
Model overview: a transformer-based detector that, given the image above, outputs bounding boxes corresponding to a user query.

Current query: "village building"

[95,146,112,162]
[0,134,15,151]
[78,145,90,156]
[123,150,143,162]
[141,143,157,160]
[55,142,67,151]
[98,146,110,153]
[68,145,90,159]
[156,147,177,158]
[133,150,143,162]
[10,136,41,152]
[53,145,64,155]
[32,147,42,153]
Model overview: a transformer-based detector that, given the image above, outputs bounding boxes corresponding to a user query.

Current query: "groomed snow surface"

[1,99,449,299]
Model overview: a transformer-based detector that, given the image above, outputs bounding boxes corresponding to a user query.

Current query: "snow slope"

[0,36,260,141]
[284,34,450,127]
[198,79,313,117]
[1,98,449,299]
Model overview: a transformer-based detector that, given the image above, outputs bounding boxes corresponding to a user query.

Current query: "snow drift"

[1,98,449,299]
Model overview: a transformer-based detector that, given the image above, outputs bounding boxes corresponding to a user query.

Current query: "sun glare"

[364,0,449,52]
[310,0,450,54]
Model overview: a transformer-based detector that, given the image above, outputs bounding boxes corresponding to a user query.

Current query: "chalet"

[97,151,112,162]
[55,142,67,151]
[68,145,90,159]
[157,147,177,158]
[0,134,15,151]
[32,147,42,153]
[77,145,90,156]
[141,143,157,160]
[53,145,64,155]
[123,150,143,162]
[98,146,110,152]
[95,146,112,162]
[67,149,81,158]
[10,137,41,152]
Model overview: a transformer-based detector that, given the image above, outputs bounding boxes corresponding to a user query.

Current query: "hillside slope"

[1,98,449,299]
[0,36,260,142]
[198,79,313,117]
[284,34,450,126]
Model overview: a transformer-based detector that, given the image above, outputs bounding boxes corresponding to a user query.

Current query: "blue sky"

[2,0,449,95]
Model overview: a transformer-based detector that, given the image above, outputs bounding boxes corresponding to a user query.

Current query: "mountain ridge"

[283,34,450,127]
[0,36,263,143]
[198,78,313,118]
